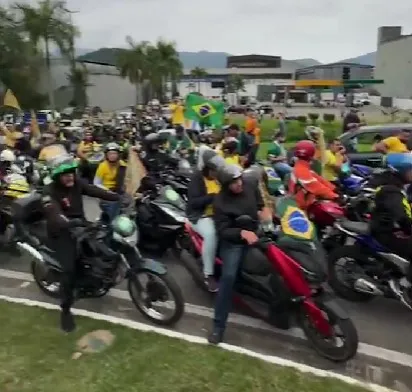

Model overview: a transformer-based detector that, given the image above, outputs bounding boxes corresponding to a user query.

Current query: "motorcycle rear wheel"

[31,260,61,299]
[297,300,358,362]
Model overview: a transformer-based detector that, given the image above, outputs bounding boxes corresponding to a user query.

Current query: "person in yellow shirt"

[77,129,102,182]
[324,139,347,182]
[217,137,242,167]
[375,129,410,154]
[169,97,185,126]
[94,142,127,222]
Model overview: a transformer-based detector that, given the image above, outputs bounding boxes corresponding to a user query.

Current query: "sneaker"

[207,329,223,345]
[205,276,219,293]
[60,310,76,333]
[389,279,412,310]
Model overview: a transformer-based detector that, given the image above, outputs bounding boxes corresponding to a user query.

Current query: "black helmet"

[217,164,243,186]
[197,146,225,171]
[144,133,160,144]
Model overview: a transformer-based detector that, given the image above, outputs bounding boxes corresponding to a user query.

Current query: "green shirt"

[168,135,192,152]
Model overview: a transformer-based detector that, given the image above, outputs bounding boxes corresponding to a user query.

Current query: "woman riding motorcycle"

[42,154,120,332]
[94,142,127,222]
[288,140,338,210]
[186,149,225,292]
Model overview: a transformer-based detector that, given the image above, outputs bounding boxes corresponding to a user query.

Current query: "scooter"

[179,216,358,362]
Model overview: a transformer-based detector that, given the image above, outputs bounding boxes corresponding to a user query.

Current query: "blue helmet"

[386,153,412,173]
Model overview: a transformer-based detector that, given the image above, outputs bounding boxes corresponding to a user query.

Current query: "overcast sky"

[12,0,412,62]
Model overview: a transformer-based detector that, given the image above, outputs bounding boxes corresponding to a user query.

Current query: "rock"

[76,330,115,353]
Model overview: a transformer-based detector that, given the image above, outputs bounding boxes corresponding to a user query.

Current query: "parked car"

[338,124,412,167]
[256,104,273,114]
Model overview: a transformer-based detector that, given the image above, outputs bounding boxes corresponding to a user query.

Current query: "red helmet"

[294,140,316,161]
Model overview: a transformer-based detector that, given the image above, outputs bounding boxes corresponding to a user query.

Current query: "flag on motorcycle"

[124,148,147,197]
[3,89,20,110]
[275,196,316,241]
[184,94,224,127]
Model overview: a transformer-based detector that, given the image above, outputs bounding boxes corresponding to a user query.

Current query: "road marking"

[0,294,396,392]
[1,268,412,369]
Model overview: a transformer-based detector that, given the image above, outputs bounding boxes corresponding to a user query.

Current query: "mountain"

[339,51,376,66]
[77,48,322,69]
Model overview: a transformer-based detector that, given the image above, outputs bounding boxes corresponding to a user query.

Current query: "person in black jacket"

[370,153,412,308]
[186,149,225,292]
[42,155,121,332]
[208,164,268,344]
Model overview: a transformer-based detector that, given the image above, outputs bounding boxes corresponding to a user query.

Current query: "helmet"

[294,140,316,161]
[3,174,30,198]
[105,142,121,153]
[0,149,16,163]
[202,149,225,171]
[305,126,323,142]
[144,133,160,143]
[49,154,78,180]
[386,153,412,174]
[217,164,243,186]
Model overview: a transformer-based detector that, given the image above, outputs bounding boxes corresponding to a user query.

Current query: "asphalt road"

[1,197,412,390]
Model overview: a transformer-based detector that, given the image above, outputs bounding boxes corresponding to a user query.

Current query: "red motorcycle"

[179,216,358,362]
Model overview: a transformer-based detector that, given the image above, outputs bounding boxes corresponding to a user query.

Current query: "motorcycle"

[15,193,185,326]
[135,185,186,255]
[327,219,412,310]
[179,215,358,362]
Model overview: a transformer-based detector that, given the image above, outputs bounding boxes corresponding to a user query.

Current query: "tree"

[14,0,78,109]
[190,67,208,93]
[66,64,89,108]
[226,74,245,103]
[117,37,151,105]
[0,6,48,109]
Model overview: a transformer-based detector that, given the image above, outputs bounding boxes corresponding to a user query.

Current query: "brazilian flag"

[184,93,225,127]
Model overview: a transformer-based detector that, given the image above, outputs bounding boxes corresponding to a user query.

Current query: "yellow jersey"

[95,160,127,190]
[169,103,185,125]
[323,150,343,181]
[77,141,100,157]
[383,136,408,153]
[203,177,221,216]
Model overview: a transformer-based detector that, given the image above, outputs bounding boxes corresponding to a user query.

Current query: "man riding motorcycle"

[370,153,412,307]
[288,140,339,211]
[94,142,127,222]
[209,164,270,344]
[0,149,16,179]
[42,155,120,332]
[217,137,241,167]
[113,128,130,160]
[77,129,101,182]
[140,133,178,174]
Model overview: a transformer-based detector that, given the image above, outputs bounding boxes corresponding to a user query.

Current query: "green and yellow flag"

[3,89,21,110]
[184,93,224,126]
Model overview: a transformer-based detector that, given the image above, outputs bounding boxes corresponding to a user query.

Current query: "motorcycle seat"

[242,248,271,276]
[339,219,369,235]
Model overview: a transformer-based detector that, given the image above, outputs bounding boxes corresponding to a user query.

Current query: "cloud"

[12,0,412,62]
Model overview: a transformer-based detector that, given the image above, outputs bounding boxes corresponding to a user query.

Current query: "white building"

[375,26,412,99]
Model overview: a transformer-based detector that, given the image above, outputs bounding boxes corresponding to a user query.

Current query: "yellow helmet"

[3,174,30,198]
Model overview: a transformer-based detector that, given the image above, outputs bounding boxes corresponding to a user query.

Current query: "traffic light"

[342,66,351,81]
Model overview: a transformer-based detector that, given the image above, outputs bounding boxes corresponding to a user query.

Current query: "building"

[375,26,412,99]
[180,54,299,100]
[295,62,374,81]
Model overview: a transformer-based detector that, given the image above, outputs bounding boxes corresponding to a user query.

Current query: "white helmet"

[0,149,16,162]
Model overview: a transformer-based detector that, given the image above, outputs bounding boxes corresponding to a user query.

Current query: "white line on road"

[1,268,411,369]
[0,294,396,392]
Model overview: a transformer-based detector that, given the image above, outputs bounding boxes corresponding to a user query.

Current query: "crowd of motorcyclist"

[1,100,412,348]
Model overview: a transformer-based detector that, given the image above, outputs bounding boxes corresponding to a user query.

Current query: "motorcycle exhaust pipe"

[354,278,383,296]
[16,242,44,263]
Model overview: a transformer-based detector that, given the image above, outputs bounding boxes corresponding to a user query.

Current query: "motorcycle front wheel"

[128,269,185,326]
[297,298,359,362]
[31,259,61,299]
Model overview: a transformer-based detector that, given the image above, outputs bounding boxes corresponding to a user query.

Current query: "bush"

[323,113,336,123]
[308,113,319,124]
[297,115,307,124]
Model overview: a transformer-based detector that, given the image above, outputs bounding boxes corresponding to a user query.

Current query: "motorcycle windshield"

[155,185,186,211]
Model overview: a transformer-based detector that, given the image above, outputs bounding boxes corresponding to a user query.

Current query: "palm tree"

[226,74,245,103]
[116,36,150,105]
[190,67,208,93]
[14,0,78,109]
[66,64,89,108]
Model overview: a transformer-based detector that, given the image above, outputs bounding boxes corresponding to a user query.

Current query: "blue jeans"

[273,162,292,179]
[192,217,217,276]
[213,242,247,332]
[99,200,121,223]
